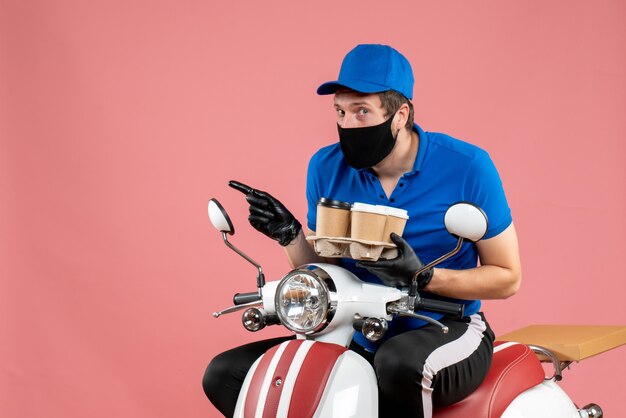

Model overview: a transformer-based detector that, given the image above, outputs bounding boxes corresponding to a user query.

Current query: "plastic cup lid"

[351,202,387,215]
[317,198,351,210]
[377,205,409,219]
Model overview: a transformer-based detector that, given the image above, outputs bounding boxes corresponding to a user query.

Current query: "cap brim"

[316,80,390,96]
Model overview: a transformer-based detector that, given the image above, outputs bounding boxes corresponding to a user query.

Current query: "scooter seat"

[434,341,545,418]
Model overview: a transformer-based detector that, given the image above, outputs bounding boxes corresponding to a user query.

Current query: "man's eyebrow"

[334,101,373,107]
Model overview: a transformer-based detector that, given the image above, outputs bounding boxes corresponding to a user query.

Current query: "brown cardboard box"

[497,325,626,362]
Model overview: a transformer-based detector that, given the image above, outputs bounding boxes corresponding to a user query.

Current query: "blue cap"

[317,44,414,100]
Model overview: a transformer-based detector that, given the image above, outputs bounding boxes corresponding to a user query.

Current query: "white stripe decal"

[233,356,262,418]
[275,340,315,418]
[494,341,518,353]
[420,313,487,417]
[255,341,290,418]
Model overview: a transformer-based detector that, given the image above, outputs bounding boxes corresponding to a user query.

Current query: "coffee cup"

[350,203,388,242]
[378,206,409,243]
[316,198,351,237]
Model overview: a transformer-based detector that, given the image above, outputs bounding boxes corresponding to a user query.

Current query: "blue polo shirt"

[306,124,512,350]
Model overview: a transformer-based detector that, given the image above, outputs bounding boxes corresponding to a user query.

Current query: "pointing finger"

[228,180,254,195]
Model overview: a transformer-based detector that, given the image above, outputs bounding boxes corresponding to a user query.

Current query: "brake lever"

[388,305,449,334]
[213,300,263,318]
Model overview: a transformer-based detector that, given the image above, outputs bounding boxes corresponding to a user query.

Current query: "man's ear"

[395,103,410,130]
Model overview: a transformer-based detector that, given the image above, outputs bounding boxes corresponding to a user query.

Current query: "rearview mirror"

[207,197,265,290]
[444,203,488,242]
[410,202,489,296]
[208,198,235,235]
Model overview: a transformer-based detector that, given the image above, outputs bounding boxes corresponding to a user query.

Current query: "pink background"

[1,1,625,417]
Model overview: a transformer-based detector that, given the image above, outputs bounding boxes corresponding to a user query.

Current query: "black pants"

[203,313,494,418]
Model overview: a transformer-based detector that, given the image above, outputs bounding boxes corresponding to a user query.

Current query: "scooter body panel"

[501,380,579,418]
[233,340,377,418]
[312,350,378,418]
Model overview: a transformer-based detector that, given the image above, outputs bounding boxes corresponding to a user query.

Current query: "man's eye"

[336,109,345,117]
[358,108,369,115]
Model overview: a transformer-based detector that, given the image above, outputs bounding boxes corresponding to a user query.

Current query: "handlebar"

[233,292,261,305]
[415,298,465,319]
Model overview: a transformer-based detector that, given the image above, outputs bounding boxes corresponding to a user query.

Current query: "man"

[204,44,521,418]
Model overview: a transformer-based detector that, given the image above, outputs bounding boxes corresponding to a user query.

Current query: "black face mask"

[338,116,396,169]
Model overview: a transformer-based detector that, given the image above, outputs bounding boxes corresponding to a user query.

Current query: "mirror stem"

[222,232,266,291]
[409,236,464,297]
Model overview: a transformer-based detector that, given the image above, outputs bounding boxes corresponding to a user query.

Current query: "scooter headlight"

[275,269,333,334]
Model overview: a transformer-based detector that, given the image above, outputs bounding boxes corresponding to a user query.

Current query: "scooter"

[208,197,622,418]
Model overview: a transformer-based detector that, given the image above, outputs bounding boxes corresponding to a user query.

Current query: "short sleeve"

[463,151,512,239]
[306,152,322,232]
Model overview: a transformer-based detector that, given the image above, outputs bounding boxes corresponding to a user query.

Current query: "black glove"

[229,180,302,246]
[356,233,433,289]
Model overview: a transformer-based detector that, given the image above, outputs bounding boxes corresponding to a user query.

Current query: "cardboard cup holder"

[306,236,398,261]
[313,198,409,261]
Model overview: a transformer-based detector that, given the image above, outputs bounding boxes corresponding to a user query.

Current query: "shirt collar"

[404,123,428,176]
[354,122,428,176]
